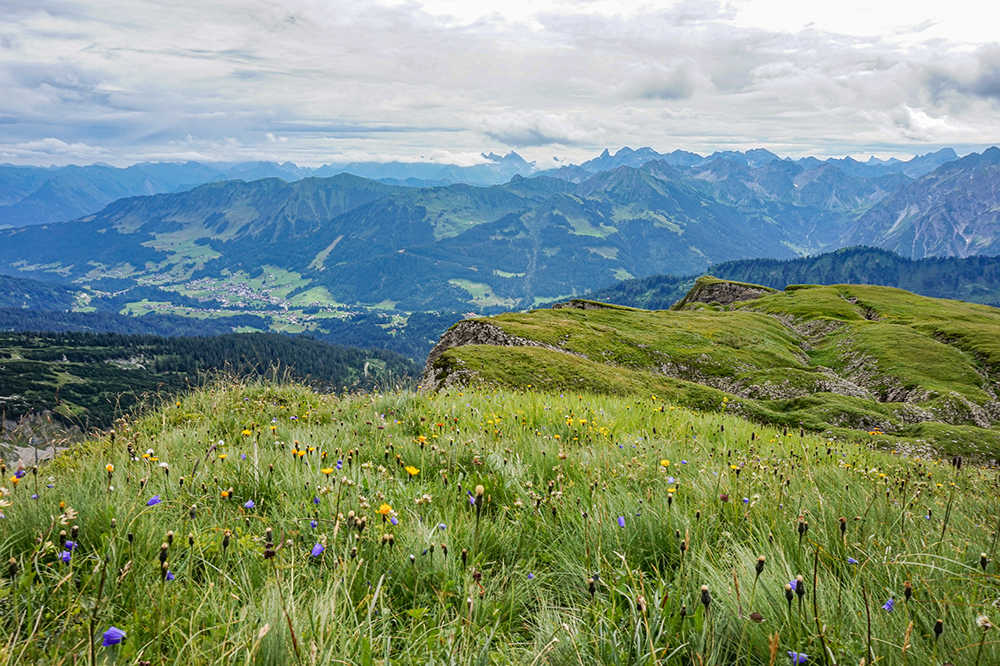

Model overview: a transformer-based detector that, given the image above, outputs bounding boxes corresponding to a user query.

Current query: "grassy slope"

[431,285,1000,457]
[0,382,997,665]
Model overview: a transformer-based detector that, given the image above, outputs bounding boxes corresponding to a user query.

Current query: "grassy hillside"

[427,284,1000,458]
[0,382,997,664]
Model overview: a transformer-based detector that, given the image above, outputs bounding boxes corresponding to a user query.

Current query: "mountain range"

[1,146,999,314]
[0,146,960,230]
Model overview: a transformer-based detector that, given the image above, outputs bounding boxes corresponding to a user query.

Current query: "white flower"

[159,462,170,469]
[146,448,154,456]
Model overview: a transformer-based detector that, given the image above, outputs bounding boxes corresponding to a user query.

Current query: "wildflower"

[244,500,255,509]
[390,516,399,526]
[788,652,808,664]
[313,497,320,505]
[405,466,419,477]
[310,520,317,528]
[882,598,895,612]
[311,543,324,557]
[105,464,114,473]
[743,497,749,504]
[336,460,343,470]
[847,557,859,565]
[166,571,175,581]
[618,516,626,528]
[321,468,334,476]
[377,503,392,516]
[147,495,161,506]
[977,614,992,629]
[219,454,227,460]
[660,460,669,467]
[59,550,71,563]
[102,626,126,646]
[788,579,797,591]
[64,540,77,550]
[528,573,535,579]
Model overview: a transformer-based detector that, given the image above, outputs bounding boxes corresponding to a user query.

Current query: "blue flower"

[336,460,343,470]
[311,543,324,557]
[166,571,175,581]
[147,495,161,506]
[468,495,476,506]
[310,520,317,528]
[60,550,72,563]
[618,516,626,528]
[527,573,535,579]
[743,497,749,504]
[241,454,247,460]
[681,460,688,464]
[244,500,255,509]
[64,540,77,550]
[438,523,447,530]
[390,516,398,526]
[14,470,25,479]
[788,652,808,664]
[667,476,676,484]
[882,598,895,612]
[313,497,320,504]
[102,626,126,646]
[30,494,38,500]
[847,558,859,565]
[788,579,797,591]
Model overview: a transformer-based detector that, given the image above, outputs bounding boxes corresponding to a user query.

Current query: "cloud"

[623,60,709,100]
[1,0,1000,166]
[479,111,597,147]
[924,44,1000,102]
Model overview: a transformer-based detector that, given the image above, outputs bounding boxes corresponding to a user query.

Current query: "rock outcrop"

[672,277,776,309]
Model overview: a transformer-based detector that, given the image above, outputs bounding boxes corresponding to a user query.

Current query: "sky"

[2,0,999,167]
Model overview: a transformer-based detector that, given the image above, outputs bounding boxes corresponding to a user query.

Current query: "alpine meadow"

[8,1,1000,664]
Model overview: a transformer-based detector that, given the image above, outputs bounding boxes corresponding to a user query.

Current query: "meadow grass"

[1,379,999,665]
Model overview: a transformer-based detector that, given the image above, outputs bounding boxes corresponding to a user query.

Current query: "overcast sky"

[2,0,999,167]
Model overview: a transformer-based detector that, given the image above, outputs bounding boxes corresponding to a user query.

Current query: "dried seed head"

[981,553,990,571]
[188,532,195,547]
[636,595,646,613]
[475,484,485,498]
[755,556,766,575]
[71,525,79,540]
[785,584,794,604]
[679,604,688,618]
[795,575,805,599]
[749,612,764,623]
[461,549,468,566]
[587,577,596,597]
[166,531,174,545]
[222,530,231,550]
[700,585,711,609]
[934,618,944,638]
[8,558,17,578]
[159,543,169,563]
[839,516,847,533]
[903,581,912,600]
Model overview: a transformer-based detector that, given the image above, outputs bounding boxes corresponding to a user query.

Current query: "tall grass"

[0,378,998,664]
